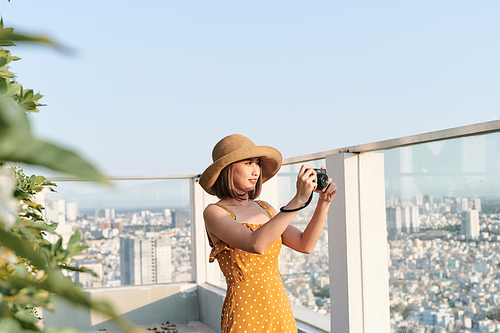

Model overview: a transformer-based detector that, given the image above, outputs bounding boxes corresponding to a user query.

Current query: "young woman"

[199,134,337,333]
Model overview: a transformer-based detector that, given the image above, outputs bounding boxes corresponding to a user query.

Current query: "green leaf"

[0,97,109,184]
[45,222,59,232]
[66,245,87,259]
[13,309,39,325]
[42,180,57,187]
[0,19,56,48]
[12,265,30,279]
[30,175,46,185]
[20,222,58,235]
[6,272,139,333]
[17,88,45,113]
[0,228,47,270]
[0,318,24,333]
[52,237,63,254]
[0,94,31,135]
[58,265,98,278]
[0,79,22,99]
[66,229,81,253]
[63,229,88,259]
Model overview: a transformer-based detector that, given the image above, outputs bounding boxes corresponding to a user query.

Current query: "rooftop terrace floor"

[83,321,216,333]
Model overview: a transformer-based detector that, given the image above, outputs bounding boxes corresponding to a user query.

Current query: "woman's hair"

[212,163,262,200]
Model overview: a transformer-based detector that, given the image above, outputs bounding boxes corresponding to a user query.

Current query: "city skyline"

[48,189,500,329]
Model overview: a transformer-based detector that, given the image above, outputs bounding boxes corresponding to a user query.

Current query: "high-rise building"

[386,206,402,237]
[410,206,420,233]
[67,202,78,221]
[45,199,73,244]
[461,198,469,212]
[131,213,139,225]
[120,233,172,286]
[472,198,481,212]
[461,210,479,240]
[401,206,411,233]
[172,209,189,229]
[105,208,115,221]
[164,209,172,226]
[75,260,103,288]
[45,199,66,224]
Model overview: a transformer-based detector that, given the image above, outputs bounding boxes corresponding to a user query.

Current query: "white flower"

[0,166,19,228]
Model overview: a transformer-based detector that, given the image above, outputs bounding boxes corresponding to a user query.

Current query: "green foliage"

[390,303,413,319]
[1,167,139,333]
[487,308,500,321]
[313,286,330,299]
[0,21,107,184]
[0,21,45,114]
[0,19,138,333]
[0,19,56,48]
[0,95,109,185]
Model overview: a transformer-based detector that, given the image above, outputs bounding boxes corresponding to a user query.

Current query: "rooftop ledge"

[41,283,328,333]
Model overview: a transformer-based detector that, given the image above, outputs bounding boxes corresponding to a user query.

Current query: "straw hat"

[199,134,282,195]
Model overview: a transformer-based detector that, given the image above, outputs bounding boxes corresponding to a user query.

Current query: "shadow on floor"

[83,321,216,333]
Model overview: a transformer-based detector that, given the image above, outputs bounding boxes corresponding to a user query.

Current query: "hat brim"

[199,145,282,196]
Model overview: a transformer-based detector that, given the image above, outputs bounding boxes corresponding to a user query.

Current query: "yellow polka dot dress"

[209,201,297,333]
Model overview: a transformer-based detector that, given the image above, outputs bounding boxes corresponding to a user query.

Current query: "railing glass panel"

[41,178,193,288]
[382,132,500,332]
[277,159,331,317]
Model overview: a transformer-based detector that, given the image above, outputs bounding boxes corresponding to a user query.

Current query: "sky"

[2,0,500,178]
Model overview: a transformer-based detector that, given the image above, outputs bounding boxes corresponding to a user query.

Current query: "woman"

[200,134,337,333]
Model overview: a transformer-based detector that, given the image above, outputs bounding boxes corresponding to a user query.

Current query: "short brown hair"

[212,163,262,200]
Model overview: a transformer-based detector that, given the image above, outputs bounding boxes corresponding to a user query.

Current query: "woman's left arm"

[280,179,337,254]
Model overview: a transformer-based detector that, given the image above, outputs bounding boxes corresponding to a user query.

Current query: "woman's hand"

[295,165,317,204]
[315,178,337,203]
[312,167,337,203]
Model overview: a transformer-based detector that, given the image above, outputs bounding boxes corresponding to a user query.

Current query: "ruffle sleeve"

[209,240,232,263]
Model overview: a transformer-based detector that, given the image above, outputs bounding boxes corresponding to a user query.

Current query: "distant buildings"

[75,260,103,288]
[472,197,482,212]
[387,206,402,237]
[44,199,73,244]
[45,199,66,224]
[461,209,480,240]
[120,232,172,285]
[387,201,419,236]
[105,208,116,221]
[387,196,483,239]
[67,202,78,221]
[172,209,189,229]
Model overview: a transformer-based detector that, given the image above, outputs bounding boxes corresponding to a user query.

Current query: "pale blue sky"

[3,0,499,177]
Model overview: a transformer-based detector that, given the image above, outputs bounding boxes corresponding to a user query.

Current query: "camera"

[314,168,329,190]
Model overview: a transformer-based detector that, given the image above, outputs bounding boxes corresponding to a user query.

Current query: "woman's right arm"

[204,165,317,254]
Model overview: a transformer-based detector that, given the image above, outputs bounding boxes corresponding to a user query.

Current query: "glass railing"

[382,132,500,332]
[277,160,331,316]
[40,119,500,333]
[42,177,193,288]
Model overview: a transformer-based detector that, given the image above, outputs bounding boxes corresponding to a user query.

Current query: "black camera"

[314,168,329,190]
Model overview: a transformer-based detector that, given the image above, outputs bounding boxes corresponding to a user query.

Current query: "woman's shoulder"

[254,199,277,210]
[204,201,236,220]
[203,202,223,215]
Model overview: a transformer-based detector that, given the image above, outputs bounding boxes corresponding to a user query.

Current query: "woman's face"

[231,157,261,194]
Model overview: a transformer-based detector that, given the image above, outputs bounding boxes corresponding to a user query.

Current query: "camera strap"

[279,192,314,213]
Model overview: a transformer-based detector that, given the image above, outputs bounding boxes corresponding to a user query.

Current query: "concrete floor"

[84,321,216,333]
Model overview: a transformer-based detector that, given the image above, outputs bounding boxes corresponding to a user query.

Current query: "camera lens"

[317,174,328,190]
[314,169,329,190]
